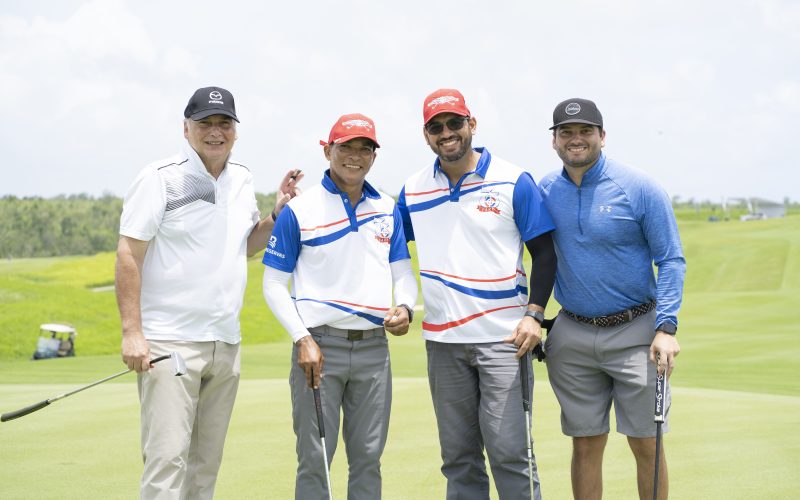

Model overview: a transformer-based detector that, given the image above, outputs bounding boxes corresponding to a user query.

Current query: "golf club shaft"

[313,385,333,500]
[1,354,172,422]
[653,356,666,500]
[519,352,535,499]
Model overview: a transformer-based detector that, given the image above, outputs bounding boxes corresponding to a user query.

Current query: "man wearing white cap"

[263,113,417,499]
[398,89,556,499]
[116,86,302,499]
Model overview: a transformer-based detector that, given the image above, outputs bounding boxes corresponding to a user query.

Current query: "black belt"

[561,301,655,328]
[307,325,385,341]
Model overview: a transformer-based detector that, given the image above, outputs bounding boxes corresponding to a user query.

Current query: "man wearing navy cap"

[540,98,685,500]
[263,113,417,499]
[116,86,303,499]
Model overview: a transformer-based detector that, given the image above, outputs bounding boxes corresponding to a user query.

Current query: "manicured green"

[1,216,799,498]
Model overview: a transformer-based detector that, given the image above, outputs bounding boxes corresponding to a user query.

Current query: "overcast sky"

[2,0,798,203]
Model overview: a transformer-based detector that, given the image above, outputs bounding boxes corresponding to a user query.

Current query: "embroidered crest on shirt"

[598,205,612,213]
[372,217,392,243]
[477,189,501,215]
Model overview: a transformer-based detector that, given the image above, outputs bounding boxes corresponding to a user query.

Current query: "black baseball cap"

[184,86,239,122]
[549,98,602,130]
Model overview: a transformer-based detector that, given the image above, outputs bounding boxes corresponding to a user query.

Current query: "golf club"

[312,370,333,500]
[519,351,535,499]
[1,352,186,422]
[531,317,554,362]
[653,354,666,500]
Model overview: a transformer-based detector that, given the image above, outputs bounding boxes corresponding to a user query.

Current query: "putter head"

[170,352,187,377]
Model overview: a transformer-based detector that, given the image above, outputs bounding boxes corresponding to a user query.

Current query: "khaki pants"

[138,340,240,500]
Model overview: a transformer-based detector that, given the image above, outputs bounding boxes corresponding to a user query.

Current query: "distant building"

[739,198,785,221]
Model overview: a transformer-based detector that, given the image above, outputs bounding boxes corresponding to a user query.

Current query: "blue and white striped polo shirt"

[398,148,554,343]
[263,171,410,330]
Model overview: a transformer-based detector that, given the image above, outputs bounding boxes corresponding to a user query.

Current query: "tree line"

[0,193,276,258]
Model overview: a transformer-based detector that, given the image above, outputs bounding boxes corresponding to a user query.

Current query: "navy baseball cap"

[550,98,602,130]
[184,86,239,122]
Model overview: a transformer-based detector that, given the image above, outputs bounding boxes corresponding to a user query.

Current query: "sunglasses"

[424,116,470,135]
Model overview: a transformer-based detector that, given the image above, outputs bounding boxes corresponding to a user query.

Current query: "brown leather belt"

[561,301,656,328]
[308,325,385,341]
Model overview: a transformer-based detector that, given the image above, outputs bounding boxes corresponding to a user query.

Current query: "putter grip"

[1,400,50,422]
[654,371,666,423]
[519,356,531,412]
[313,387,326,438]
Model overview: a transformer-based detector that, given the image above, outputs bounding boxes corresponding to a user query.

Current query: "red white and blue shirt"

[263,171,410,330]
[398,148,554,343]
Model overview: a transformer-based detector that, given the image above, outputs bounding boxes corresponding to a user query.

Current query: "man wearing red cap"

[116,86,302,499]
[398,90,557,499]
[263,113,418,499]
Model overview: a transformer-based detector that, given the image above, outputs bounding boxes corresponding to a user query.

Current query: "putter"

[1,352,186,422]
[519,351,535,499]
[653,355,666,500]
[312,371,333,500]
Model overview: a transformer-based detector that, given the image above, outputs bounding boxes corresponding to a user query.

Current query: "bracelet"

[270,209,278,222]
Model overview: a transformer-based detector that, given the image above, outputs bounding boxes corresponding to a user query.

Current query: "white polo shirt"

[119,141,260,343]
[398,148,554,343]
[263,172,410,331]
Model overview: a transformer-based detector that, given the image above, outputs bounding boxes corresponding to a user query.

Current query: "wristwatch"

[656,322,677,335]
[399,304,414,323]
[524,310,545,325]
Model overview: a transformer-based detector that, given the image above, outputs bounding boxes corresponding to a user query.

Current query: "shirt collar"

[560,151,607,185]
[432,147,491,179]
[181,140,231,177]
[321,170,381,199]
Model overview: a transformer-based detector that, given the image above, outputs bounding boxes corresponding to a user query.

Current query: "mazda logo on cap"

[209,91,222,100]
[565,103,581,115]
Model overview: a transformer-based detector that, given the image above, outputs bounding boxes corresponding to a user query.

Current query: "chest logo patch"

[598,205,612,213]
[477,188,501,215]
[373,217,392,244]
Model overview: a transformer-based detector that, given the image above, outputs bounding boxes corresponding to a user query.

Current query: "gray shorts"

[544,310,670,438]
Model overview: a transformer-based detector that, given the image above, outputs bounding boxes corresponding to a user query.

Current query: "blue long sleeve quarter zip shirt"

[539,153,685,328]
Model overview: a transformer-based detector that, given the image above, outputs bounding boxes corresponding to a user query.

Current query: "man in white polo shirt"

[397,89,557,499]
[262,113,417,500]
[115,86,302,499]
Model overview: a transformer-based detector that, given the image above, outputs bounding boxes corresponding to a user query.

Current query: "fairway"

[2,216,800,498]
[1,340,799,499]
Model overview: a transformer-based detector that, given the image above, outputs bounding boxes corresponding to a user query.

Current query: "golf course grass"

[1,216,799,498]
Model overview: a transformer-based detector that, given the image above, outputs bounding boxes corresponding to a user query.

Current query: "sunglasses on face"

[424,116,470,135]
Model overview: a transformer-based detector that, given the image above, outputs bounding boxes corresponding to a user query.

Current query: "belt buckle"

[348,330,363,341]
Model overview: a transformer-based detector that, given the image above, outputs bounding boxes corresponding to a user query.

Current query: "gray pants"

[291,329,392,500]
[426,340,542,500]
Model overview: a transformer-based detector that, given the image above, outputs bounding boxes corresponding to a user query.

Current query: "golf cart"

[32,323,77,360]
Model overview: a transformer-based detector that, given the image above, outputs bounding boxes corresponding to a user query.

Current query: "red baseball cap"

[319,113,380,148]
[423,88,471,124]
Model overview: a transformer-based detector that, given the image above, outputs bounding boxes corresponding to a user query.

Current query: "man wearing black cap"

[115,86,302,499]
[539,98,685,500]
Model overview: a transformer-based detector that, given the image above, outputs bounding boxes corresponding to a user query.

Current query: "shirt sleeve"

[262,205,301,272]
[512,171,555,241]
[262,267,310,342]
[396,186,415,242]
[638,180,686,327]
[119,168,165,241]
[388,204,411,263]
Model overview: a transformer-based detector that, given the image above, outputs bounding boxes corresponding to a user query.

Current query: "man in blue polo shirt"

[539,98,686,500]
[262,113,418,500]
[398,89,556,500]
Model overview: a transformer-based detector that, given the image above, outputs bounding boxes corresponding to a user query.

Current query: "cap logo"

[427,95,459,108]
[208,90,224,104]
[565,103,581,115]
[341,119,372,130]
